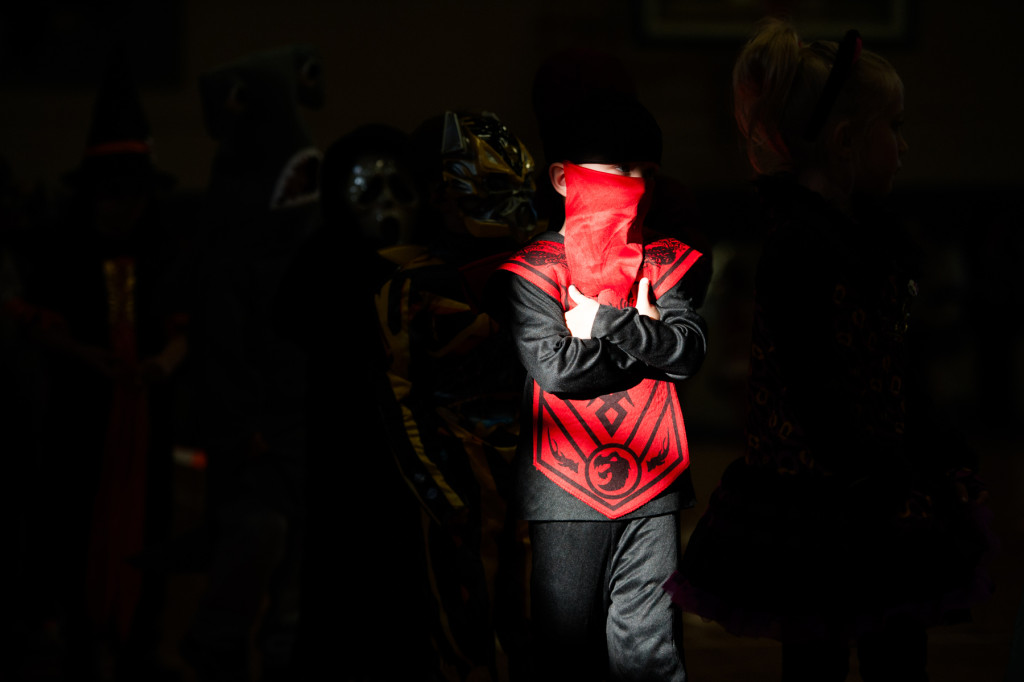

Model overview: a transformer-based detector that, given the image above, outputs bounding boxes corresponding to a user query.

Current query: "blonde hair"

[733,17,902,174]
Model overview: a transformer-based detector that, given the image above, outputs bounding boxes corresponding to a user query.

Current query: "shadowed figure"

[364,110,537,680]
[10,43,186,681]
[182,44,323,682]
[673,19,993,682]
[275,123,434,681]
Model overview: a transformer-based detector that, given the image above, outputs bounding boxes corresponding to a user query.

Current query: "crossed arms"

[505,272,707,398]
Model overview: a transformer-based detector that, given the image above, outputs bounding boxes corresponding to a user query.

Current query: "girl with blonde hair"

[675,18,992,682]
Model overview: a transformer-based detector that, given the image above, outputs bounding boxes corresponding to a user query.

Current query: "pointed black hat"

[63,43,175,191]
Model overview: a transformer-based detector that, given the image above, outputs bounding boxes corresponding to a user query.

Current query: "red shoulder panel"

[497,239,569,303]
[643,238,702,299]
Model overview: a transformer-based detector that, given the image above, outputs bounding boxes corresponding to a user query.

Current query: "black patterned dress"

[676,176,993,643]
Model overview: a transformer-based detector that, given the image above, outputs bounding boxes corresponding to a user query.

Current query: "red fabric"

[1,296,67,334]
[562,163,648,307]
[496,239,569,303]
[531,376,689,518]
[500,236,701,517]
[499,235,701,305]
[87,257,148,639]
[88,381,148,638]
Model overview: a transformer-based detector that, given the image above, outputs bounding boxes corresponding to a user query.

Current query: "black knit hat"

[63,43,174,191]
[544,92,662,166]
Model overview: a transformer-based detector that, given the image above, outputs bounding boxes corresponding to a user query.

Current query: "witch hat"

[63,43,175,192]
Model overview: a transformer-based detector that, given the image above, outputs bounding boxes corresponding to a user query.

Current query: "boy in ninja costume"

[494,94,708,680]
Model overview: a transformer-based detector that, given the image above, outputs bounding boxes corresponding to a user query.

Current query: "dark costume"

[184,45,323,681]
[12,44,185,680]
[675,176,992,677]
[372,111,535,680]
[495,160,708,681]
[277,124,432,680]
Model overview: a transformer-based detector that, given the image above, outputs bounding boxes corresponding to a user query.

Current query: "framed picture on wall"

[633,0,914,45]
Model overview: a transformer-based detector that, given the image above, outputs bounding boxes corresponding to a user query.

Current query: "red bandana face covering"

[562,162,651,307]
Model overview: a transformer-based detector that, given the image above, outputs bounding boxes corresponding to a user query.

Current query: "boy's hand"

[636,277,660,320]
[565,285,599,338]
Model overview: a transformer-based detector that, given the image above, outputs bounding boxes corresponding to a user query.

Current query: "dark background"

[2,0,1022,194]
[1,1,1021,679]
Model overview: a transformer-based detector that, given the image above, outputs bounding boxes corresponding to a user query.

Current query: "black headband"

[804,29,863,140]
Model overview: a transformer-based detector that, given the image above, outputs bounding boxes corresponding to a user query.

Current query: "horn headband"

[804,29,862,140]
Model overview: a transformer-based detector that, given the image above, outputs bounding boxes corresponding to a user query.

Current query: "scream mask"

[439,111,538,243]
[345,154,421,248]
